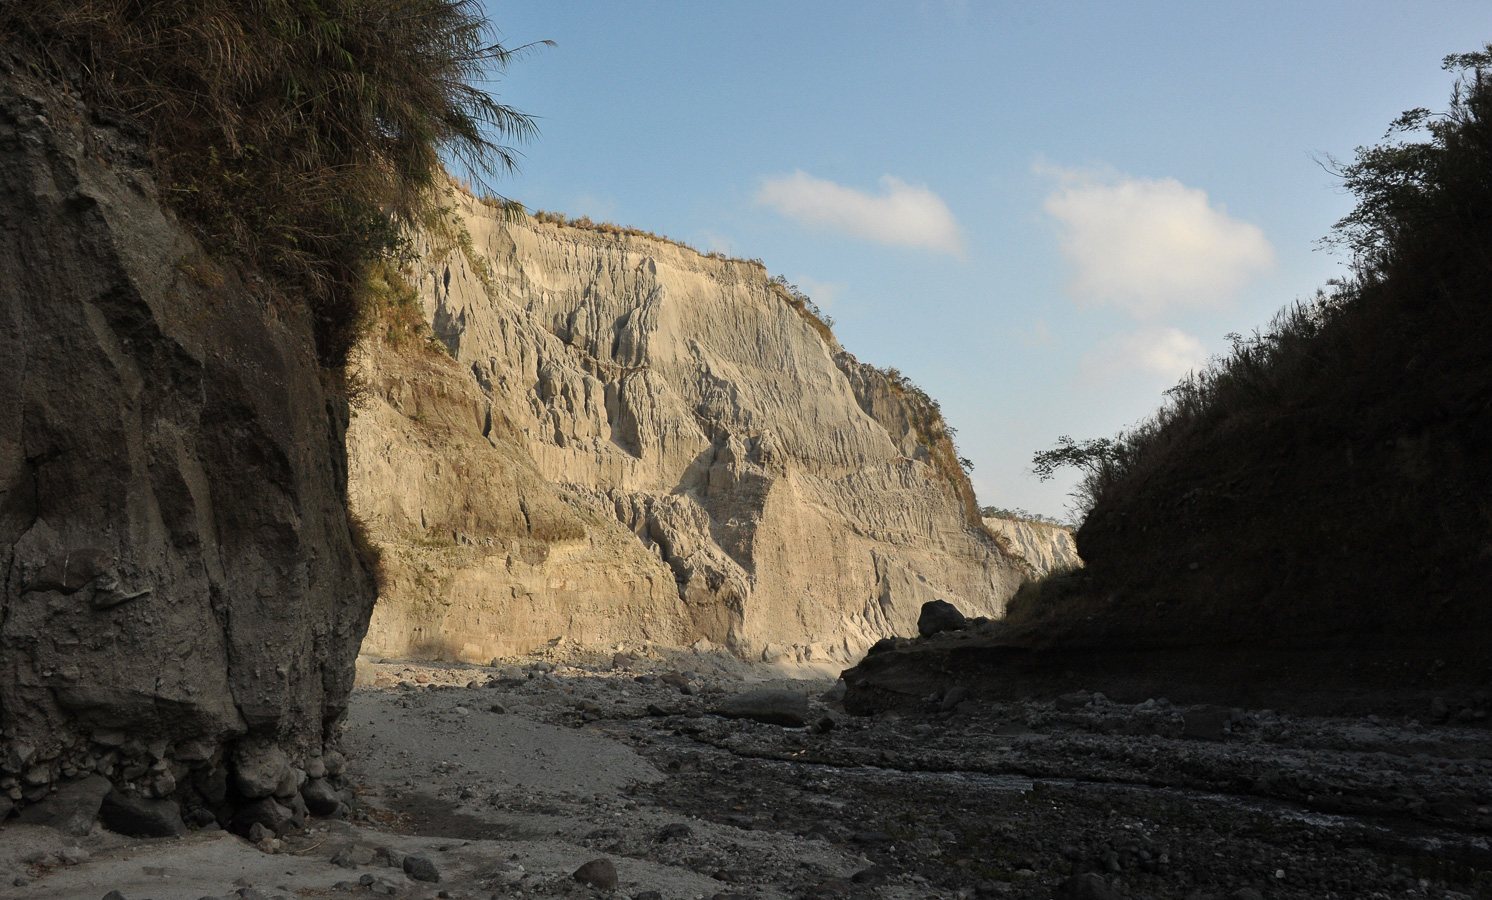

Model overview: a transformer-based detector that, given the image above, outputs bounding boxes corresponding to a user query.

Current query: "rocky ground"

[2,644,1490,900]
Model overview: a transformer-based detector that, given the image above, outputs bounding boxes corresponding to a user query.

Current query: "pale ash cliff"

[982,518,1082,579]
[348,191,1023,667]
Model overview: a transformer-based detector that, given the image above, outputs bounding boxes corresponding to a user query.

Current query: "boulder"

[917,600,967,637]
[230,797,296,838]
[573,858,618,891]
[403,853,440,883]
[100,790,186,837]
[233,742,291,800]
[15,775,111,836]
[301,777,341,816]
[713,690,809,727]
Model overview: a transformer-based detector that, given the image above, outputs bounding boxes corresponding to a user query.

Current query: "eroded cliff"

[349,191,1021,667]
[982,517,1081,578]
[0,75,374,821]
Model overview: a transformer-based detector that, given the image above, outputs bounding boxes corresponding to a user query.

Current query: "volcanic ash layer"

[349,191,1024,667]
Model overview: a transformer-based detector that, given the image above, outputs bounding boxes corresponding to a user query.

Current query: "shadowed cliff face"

[349,191,1022,668]
[0,76,374,809]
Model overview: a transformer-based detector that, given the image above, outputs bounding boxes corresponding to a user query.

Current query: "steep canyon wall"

[350,192,1022,666]
[0,77,375,818]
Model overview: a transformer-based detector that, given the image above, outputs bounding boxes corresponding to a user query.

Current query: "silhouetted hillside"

[845,47,1492,716]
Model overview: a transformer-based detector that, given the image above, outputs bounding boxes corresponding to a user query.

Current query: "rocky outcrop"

[349,191,1022,667]
[0,76,374,819]
[982,517,1081,578]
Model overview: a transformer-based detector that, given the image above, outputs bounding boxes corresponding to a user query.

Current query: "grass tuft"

[1,0,542,370]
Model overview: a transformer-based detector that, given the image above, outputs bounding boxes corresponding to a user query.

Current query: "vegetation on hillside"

[980,506,1069,528]
[1034,46,1492,522]
[0,0,540,370]
[874,366,983,526]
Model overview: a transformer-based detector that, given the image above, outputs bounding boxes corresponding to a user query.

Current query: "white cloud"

[755,171,964,255]
[1020,319,1053,347]
[1082,326,1208,381]
[1041,166,1274,318]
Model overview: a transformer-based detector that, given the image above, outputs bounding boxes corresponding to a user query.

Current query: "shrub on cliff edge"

[0,0,540,369]
[1034,46,1492,522]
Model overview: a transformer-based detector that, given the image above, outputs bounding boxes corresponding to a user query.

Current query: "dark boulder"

[100,790,186,837]
[713,690,809,727]
[917,600,967,637]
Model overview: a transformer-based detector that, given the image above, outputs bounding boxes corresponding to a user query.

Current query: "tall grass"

[1054,48,1492,521]
[0,0,541,369]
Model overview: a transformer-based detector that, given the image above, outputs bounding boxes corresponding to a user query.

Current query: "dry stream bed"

[3,650,1490,900]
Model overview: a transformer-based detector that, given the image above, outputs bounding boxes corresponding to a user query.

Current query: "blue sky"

[477,1,1491,521]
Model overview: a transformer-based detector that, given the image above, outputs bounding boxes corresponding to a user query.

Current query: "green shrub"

[1035,46,1492,522]
[1,0,541,369]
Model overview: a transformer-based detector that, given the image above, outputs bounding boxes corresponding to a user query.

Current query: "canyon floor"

[3,648,1490,900]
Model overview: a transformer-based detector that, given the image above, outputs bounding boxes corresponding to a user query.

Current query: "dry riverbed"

[2,646,1490,900]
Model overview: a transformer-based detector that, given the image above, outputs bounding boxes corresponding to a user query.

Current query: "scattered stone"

[403,852,441,883]
[1054,691,1092,712]
[657,822,693,841]
[635,892,663,900]
[917,600,967,637]
[230,797,296,838]
[102,891,129,900]
[713,689,809,727]
[1228,890,1264,900]
[1183,707,1231,741]
[1055,873,1118,900]
[821,681,847,703]
[100,789,187,837]
[940,685,971,712]
[851,867,888,885]
[15,774,111,835]
[489,703,509,714]
[332,844,377,868]
[573,857,618,891]
[913,723,934,736]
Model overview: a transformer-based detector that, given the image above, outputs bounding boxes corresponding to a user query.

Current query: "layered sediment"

[349,192,1022,667]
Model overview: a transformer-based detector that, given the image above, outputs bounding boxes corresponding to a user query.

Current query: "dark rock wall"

[0,76,374,812]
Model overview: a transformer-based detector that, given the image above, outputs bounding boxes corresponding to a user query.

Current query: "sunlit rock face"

[982,518,1082,578]
[349,192,1021,667]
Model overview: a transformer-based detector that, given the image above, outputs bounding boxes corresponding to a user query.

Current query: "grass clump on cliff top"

[1033,46,1492,522]
[0,0,541,369]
